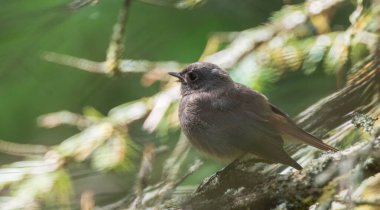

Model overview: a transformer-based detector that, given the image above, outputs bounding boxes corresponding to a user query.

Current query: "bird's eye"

[187,72,198,81]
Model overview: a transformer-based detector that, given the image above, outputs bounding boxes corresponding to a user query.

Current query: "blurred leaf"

[83,106,104,120]
[0,167,27,190]
[69,0,99,10]
[324,33,349,75]
[230,54,280,92]
[302,34,333,75]
[56,122,113,159]
[0,159,61,191]
[91,133,127,171]
[350,42,371,64]
[108,100,148,125]
[37,110,91,129]
[44,169,72,209]
[0,169,72,210]
[353,173,380,210]
[175,0,207,9]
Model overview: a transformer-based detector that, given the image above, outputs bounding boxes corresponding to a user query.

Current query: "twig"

[174,159,203,187]
[132,144,156,209]
[131,144,168,209]
[105,0,131,74]
[0,140,48,157]
[204,0,347,69]
[80,190,95,210]
[354,197,380,206]
[68,0,99,10]
[142,86,180,132]
[334,197,380,207]
[37,110,93,129]
[43,51,183,76]
[162,133,191,183]
[47,0,347,75]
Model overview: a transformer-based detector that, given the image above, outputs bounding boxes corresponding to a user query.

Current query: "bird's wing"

[269,104,338,152]
[199,83,302,169]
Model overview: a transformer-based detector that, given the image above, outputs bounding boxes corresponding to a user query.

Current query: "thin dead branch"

[0,140,49,157]
[105,0,131,74]
[43,51,183,76]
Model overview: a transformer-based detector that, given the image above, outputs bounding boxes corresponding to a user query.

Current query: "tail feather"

[271,113,338,152]
[280,154,303,170]
[260,148,304,170]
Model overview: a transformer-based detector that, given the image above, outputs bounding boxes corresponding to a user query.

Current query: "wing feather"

[196,83,302,169]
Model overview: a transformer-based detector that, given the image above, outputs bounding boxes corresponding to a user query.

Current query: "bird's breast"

[178,93,242,162]
[179,95,210,135]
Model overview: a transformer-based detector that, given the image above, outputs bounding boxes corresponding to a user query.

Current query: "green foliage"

[83,106,105,119]
[0,0,379,209]
[0,167,72,209]
[91,133,135,171]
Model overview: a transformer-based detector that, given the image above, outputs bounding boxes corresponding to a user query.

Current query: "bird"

[168,62,338,170]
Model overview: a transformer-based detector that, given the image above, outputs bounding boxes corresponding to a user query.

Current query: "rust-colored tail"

[271,112,338,152]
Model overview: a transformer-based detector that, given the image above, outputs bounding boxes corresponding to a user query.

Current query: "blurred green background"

[0,0,343,205]
[0,0,279,143]
[0,0,338,145]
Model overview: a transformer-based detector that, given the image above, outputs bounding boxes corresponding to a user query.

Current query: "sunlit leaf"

[91,135,125,170]
[108,100,148,125]
[56,123,113,160]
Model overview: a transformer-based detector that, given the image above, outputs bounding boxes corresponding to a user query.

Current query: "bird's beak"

[168,72,184,82]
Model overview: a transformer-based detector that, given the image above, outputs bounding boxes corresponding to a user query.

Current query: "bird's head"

[168,62,233,96]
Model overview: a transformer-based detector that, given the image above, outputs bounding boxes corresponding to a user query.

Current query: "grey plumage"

[169,62,337,170]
